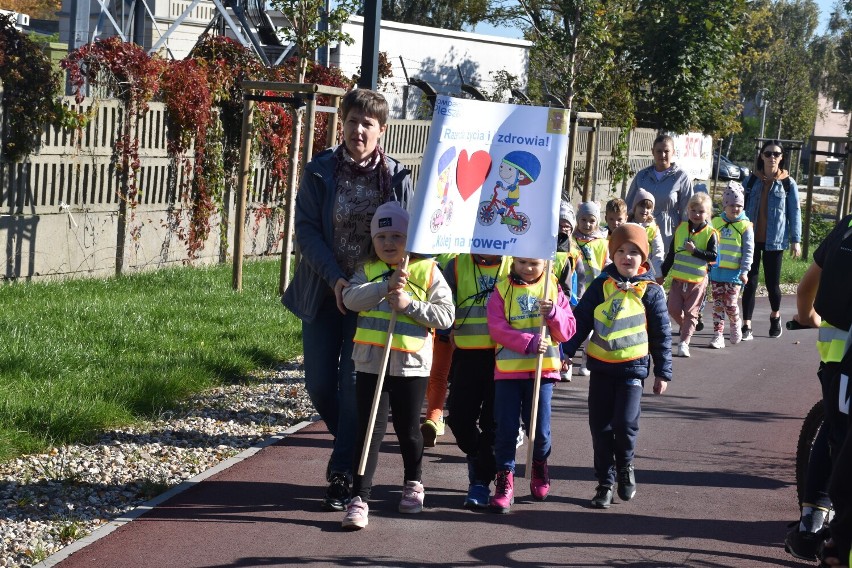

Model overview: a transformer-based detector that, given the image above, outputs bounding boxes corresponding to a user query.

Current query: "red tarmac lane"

[50,296,822,567]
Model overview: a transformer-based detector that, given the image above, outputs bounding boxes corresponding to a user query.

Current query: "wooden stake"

[523,259,552,478]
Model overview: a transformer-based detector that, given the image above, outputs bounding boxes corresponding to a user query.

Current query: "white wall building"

[335,16,531,119]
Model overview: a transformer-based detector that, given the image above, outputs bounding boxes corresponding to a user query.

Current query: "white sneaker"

[579,365,590,376]
[730,324,742,344]
[709,332,725,349]
[516,427,525,448]
[678,342,691,358]
[342,496,369,529]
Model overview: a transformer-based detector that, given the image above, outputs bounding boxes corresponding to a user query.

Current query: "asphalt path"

[50,296,823,567]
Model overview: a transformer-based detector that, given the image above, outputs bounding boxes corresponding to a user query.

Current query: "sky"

[468,0,841,39]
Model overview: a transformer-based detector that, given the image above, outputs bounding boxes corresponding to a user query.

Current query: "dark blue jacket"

[281,146,412,323]
[563,263,673,381]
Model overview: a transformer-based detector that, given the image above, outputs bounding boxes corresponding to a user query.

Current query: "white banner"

[406,96,569,260]
[672,132,713,181]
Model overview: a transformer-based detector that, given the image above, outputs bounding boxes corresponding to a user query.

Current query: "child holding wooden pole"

[485,256,575,513]
[340,202,454,529]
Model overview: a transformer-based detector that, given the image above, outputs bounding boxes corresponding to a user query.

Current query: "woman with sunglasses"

[741,140,802,340]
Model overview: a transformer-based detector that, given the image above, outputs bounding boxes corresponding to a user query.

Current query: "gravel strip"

[0,359,313,568]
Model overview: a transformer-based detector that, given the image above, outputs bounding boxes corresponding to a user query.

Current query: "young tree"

[626,0,747,135]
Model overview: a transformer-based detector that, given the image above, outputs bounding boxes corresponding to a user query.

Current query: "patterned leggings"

[710,281,741,333]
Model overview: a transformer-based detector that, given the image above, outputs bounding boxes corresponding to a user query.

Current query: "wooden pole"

[232,98,254,291]
[523,259,552,478]
[357,254,410,476]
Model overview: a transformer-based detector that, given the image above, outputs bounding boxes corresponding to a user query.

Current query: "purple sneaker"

[398,480,425,514]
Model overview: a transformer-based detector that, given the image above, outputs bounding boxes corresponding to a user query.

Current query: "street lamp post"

[757,88,769,140]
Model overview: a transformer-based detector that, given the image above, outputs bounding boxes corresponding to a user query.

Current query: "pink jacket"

[486,282,576,380]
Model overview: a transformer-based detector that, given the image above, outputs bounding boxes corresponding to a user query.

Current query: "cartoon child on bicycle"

[495,150,541,218]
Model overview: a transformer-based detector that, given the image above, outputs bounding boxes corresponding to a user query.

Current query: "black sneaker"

[695,314,705,332]
[741,324,753,342]
[322,472,351,512]
[591,485,613,509]
[784,526,825,561]
[617,464,636,501]
[769,316,783,338]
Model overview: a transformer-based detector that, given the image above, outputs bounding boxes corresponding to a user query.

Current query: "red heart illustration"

[455,150,492,201]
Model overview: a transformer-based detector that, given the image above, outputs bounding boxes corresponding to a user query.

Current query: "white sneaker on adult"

[678,342,691,358]
[709,332,725,349]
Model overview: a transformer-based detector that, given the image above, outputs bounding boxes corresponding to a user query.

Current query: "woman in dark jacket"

[282,89,412,511]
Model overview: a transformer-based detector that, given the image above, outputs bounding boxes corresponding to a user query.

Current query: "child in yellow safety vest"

[340,202,454,530]
[562,223,672,509]
[485,256,576,513]
[707,182,754,349]
[443,253,511,509]
[556,200,583,381]
[661,192,718,358]
[627,188,665,283]
[573,201,608,376]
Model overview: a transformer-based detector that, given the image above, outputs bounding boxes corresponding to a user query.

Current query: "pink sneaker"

[341,496,369,530]
[398,480,425,513]
[489,470,514,513]
[530,459,550,501]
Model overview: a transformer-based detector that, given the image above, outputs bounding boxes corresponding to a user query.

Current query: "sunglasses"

[763,151,782,158]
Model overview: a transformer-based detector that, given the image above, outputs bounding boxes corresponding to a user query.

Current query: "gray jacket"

[342,261,454,376]
[281,147,413,323]
[626,163,694,255]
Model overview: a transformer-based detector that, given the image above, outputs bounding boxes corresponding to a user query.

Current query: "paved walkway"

[44,296,821,567]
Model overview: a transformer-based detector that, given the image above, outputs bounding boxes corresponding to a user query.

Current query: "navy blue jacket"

[281,146,412,323]
[563,263,673,381]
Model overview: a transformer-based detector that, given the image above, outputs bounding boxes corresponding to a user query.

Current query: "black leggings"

[742,243,783,321]
[351,372,428,501]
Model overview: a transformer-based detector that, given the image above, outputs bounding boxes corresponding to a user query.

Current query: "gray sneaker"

[741,325,753,341]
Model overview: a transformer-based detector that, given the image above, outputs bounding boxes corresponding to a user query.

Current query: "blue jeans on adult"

[588,373,643,487]
[493,378,554,472]
[302,295,357,477]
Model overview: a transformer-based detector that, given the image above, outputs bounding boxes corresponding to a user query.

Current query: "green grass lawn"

[0,259,301,462]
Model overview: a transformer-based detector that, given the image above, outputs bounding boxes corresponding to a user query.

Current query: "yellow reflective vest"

[670,222,716,283]
[587,278,650,363]
[452,255,511,349]
[575,235,608,284]
[817,321,848,364]
[712,216,751,270]
[494,274,561,373]
[353,258,435,352]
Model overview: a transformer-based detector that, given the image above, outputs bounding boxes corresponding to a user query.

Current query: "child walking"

[662,192,718,357]
[340,202,454,529]
[556,201,583,381]
[573,201,608,376]
[708,182,754,348]
[574,201,609,297]
[443,253,511,508]
[486,256,576,513]
[562,224,672,508]
[604,198,628,236]
[628,188,665,283]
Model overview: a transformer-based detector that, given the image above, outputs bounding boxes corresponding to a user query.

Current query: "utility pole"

[757,88,769,140]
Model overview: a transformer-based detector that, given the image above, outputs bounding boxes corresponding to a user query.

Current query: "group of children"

[335,180,754,530]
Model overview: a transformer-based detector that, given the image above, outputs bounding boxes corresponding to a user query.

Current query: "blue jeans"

[588,373,643,486]
[302,295,357,477]
[493,379,554,472]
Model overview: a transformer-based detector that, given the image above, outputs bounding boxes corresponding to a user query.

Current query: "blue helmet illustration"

[502,151,541,186]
